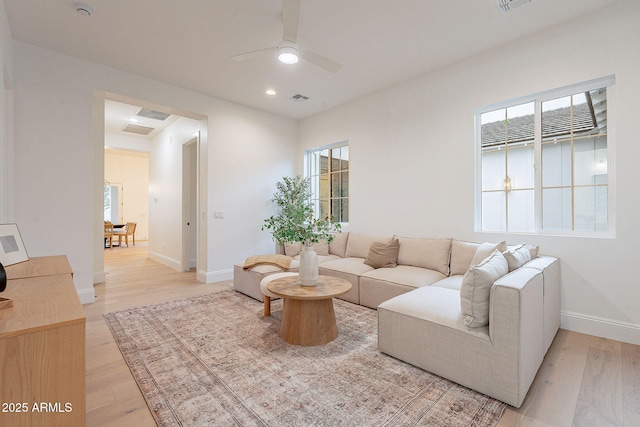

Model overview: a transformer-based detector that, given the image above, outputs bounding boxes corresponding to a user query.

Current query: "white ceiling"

[104,99,178,139]
[4,0,621,121]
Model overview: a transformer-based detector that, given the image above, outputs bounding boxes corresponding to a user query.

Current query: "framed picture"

[0,223,29,266]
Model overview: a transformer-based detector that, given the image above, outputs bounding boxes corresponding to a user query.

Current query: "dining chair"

[104,221,114,249]
[115,222,137,247]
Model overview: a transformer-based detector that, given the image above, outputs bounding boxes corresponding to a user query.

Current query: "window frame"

[304,141,349,224]
[474,75,616,238]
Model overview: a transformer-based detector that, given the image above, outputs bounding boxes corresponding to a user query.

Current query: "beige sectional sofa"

[233,232,560,407]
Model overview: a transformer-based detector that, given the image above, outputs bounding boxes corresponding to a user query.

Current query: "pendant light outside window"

[503,176,512,192]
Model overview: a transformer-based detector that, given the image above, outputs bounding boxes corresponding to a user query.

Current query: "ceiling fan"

[231,0,341,73]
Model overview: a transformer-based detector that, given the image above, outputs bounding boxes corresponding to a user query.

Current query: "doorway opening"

[96,92,207,284]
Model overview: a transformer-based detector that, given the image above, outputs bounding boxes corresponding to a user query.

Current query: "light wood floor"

[85,245,640,426]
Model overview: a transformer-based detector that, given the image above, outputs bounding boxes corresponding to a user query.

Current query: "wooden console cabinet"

[0,256,86,427]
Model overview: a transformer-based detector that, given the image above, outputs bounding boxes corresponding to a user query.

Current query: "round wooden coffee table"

[267,275,352,346]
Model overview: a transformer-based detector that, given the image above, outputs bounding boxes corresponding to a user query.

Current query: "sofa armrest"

[523,256,561,352]
[489,267,545,407]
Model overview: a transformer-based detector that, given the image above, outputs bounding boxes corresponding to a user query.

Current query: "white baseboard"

[77,288,96,304]
[202,268,233,284]
[148,251,181,271]
[561,311,640,345]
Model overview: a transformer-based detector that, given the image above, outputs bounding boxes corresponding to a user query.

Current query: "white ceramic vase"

[299,244,318,286]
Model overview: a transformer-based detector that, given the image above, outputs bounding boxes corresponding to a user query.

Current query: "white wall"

[12,41,297,303]
[300,0,640,344]
[0,4,13,223]
[147,116,201,270]
[104,149,149,240]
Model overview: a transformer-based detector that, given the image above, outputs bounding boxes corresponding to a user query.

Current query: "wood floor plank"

[622,342,640,426]
[573,347,623,427]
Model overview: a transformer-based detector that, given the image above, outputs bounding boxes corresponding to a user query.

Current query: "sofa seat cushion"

[432,275,464,291]
[378,286,489,340]
[317,257,375,276]
[361,265,445,289]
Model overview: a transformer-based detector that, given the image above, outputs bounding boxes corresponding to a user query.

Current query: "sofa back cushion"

[284,242,301,257]
[284,240,330,257]
[395,236,452,276]
[345,233,392,258]
[450,240,481,276]
[329,232,349,258]
[460,250,509,328]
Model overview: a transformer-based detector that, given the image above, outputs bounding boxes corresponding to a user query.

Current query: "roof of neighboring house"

[481,90,607,148]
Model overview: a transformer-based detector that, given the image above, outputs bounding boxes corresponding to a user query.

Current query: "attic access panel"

[137,108,171,121]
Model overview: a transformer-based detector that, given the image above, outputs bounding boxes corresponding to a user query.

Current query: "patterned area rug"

[105,290,506,426]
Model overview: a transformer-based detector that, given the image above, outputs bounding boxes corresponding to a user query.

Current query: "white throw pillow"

[502,244,532,272]
[460,250,509,328]
[469,241,507,267]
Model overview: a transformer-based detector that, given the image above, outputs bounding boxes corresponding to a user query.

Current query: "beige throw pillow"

[460,250,509,328]
[364,239,400,269]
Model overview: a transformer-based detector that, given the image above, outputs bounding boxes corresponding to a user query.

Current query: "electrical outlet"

[214,211,225,219]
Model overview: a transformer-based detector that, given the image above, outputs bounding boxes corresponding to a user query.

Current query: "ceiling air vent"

[122,123,155,135]
[137,108,171,121]
[496,0,532,13]
[290,94,310,102]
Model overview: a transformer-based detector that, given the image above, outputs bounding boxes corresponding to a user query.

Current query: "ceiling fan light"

[278,46,299,65]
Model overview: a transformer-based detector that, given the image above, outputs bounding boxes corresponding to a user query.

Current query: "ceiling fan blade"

[300,49,342,73]
[282,0,300,43]
[231,47,277,62]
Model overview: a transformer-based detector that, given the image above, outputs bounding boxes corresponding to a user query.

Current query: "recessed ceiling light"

[265,89,277,96]
[129,118,139,122]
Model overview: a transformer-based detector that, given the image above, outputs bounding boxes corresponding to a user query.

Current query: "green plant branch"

[262,176,341,246]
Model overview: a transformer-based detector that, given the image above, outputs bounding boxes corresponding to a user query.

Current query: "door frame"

[181,134,199,272]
